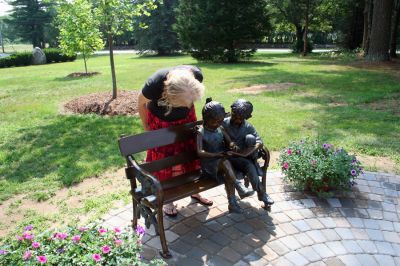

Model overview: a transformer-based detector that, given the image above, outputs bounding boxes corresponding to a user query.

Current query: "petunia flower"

[135,226,145,235]
[23,251,31,260]
[351,169,357,176]
[114,227,121,234]
[287,149,292,155]
[25,225,33,231]
[32,242,40,249]
[114,239,123,246]
[92,253,101,262]
[98,228,107,235]
[102,245,111,254]
[0,250,7,255]
[79,227,88,232]
[16,235,24,241]
[37,255,47,264]
[72,235,81,243]
[56,233,68,240]
[282,162,289,170]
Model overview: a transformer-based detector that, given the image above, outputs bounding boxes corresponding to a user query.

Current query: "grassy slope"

[0,53,399,205]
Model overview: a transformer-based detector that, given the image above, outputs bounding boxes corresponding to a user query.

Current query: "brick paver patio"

[102,171,400,265]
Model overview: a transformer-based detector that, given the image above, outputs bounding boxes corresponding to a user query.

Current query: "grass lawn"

[0,52,399,239]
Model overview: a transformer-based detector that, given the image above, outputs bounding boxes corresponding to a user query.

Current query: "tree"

[390,0,400,58]
[94,0,157,99]
[270,0,333,55]
[6,0,55,48]
[133,0,180,55]
[175,0,270,62]
[366,0,394,61]
[57,0,104,74]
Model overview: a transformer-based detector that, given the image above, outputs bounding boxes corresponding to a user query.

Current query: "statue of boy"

[196,99,243,213]
[223,99,274,207]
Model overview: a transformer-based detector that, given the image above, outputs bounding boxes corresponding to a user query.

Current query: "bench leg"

[157,207,171,258]
[131,200,138,229]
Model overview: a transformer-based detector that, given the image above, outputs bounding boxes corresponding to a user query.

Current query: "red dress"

[145,106,200,181]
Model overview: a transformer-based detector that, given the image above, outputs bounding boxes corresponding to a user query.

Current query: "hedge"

[0,49,77,68]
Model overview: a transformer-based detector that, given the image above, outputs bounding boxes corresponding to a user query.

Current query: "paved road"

[102,170,400,265]
[94,49,334,55]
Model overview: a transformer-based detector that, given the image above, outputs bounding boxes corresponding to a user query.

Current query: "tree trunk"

[366,0,394,61]
[83,51,88,74]
[295,25,304,43]
[0,29,4,53]
[362,0,373,52]
[108,33,117,99]
[303,0,310,56]
[390,1,400,58]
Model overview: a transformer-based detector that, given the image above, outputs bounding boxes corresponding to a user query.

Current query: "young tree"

[133,0,180,55]
[57,0,104,74]
[6,0,55,48]
[175,0,270,62]
[94,0,157,99]
[366,0,394,61]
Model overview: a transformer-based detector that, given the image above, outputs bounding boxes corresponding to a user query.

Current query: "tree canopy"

[57,0,104,74]
[175,0,271,62]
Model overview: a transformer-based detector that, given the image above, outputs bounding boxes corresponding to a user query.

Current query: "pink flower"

[37,255,47,264]
[23,251,31,260]
[56,232,68,240]
[135,225,145,235]
[32,242,40,249]
[72,235,81,243]
[79,227,88,232]
[282,162,289,170]
[114,227,121,234]
[114,239,123,246]
[25,225,33,231]
[23,232,34,240]
[287,149,292,155]
[102,245,111,254]
[98,228,107,235]
[92,253,101,262]
[16,235,24,241]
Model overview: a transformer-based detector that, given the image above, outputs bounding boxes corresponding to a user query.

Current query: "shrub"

[0,52,33,68]
[0,224,164,265]
[279,138,362,197]
[43,48,77,63]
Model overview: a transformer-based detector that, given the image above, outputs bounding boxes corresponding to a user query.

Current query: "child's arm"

[196,131,225,158]
[221,128,239,152]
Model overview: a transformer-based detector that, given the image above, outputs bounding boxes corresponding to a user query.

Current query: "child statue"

[196,99,243,213]
[223,99,274,207]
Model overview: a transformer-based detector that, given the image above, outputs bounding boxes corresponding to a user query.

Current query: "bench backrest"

[118,121,202,172]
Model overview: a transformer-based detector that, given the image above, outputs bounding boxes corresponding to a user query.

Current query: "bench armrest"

[126,156,164,208]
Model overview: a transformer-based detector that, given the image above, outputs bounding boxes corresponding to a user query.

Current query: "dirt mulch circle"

[228,83,299,94]
[63,90,139,116]
[67,72,101,78]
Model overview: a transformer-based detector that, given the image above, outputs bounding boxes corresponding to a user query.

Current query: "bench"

[118,121,271,258]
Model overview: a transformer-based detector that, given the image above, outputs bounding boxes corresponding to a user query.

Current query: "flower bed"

[279,138,363,197]
[0,225,164,265]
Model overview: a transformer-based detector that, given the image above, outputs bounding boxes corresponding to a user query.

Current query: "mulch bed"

[63,90,140,116]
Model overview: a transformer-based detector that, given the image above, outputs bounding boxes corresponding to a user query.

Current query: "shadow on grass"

[0,115,144,186]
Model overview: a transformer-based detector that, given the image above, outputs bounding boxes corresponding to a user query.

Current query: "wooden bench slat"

[140,151,199,173]
[119,121,202,156]
[163,177,219,204]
